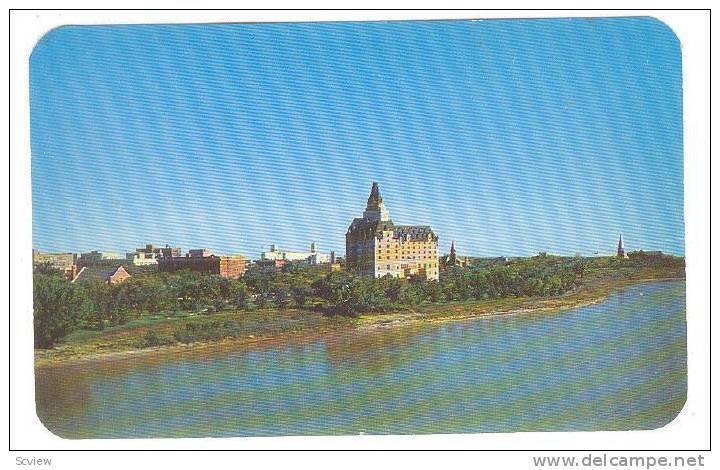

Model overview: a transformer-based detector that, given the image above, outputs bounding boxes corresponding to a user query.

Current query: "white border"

[7,9,711,455]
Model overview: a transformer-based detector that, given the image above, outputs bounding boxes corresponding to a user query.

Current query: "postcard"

[30,17,686,439]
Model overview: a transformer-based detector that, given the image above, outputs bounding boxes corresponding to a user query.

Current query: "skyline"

[30,180,654,260]
[30,18,684,257]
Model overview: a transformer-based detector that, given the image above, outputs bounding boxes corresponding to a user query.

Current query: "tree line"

[33,253,683,348]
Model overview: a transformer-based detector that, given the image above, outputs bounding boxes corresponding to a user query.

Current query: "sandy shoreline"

[356,297,607,330]
[34,277,684,369]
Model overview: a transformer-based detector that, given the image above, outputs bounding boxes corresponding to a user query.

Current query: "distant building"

[78,250,120,268]
[217,257,246,279]
[617,234,627,258]
[159,245,182,258]
[71,265,131,285]
[321,262,342,273]
[442,241,470,268]
[126,244,182,266]
[447,241,457,266]
[346,182,439,280]
[189,248,213,258]
[158,254,246,279]
[32,250,77,275]
[254,258,287,270]
[126,251,159,266]
[260,242,331,264]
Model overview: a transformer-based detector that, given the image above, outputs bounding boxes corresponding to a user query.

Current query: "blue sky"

[30,18,684,258]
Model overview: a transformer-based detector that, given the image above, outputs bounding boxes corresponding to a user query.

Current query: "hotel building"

[346,182,439,280]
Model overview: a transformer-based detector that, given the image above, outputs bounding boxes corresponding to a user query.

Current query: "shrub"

[136,330,175,348]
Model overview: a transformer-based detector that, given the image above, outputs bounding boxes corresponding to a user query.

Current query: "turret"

[362,182,390,222]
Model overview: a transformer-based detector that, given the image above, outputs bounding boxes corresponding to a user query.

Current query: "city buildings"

[126,251,160,266]
[189,248,213,258]
[346,182,439,280]
[157,249,246,279]
[126,244,182,266]
[77,250,120,268]
[254,258,288,270]
[260,242,331,265]
[32,250,76,276]
[35,184,448,282]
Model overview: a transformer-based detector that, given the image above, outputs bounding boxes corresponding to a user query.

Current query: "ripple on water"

[35,281,686,438]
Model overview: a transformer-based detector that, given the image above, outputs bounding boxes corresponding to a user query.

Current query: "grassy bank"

[34,264,683,367]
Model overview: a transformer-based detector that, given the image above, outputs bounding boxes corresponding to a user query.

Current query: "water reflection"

[35,281,686,438]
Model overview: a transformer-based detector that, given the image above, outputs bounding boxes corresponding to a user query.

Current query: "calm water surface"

[36,281,686,438]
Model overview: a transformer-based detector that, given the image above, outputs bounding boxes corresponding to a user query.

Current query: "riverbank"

[34,275,684,368]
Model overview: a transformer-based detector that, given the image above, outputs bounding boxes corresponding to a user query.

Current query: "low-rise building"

[442,241,471,268]
[189,248,213,258]
[254,258,287,270]
[158,253,246,279]
[126,251,159,266]
[32,250,77,275]
[158,245,182,258]
[260,242,331,264]
[78,250,121,268]
[320,262,342,273]
[217,256,246,279]
[71,265,131,285]
[126,244,182,266]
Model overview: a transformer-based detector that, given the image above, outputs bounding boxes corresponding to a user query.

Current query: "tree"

[420,280,443,303]
[33,262,63,277]
[291,284,311,308]
[312,272,355,315]
[273,284,292,309]
[33,275,93,348]
[227,279,250,309]
[85,281,113,330]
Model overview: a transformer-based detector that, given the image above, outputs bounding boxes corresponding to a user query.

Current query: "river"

[35,281,686,438]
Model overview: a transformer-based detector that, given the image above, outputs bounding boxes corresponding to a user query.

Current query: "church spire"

[363,182,390,222]
[448,241,457,266]
[617,233,626,258]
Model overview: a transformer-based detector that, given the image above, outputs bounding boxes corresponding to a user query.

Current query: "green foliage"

[227,279,250,308]
[312,273,418,316]
[66,272,256,334]
[33,262,64,277]
[309,257,589,315]
[438,256,587,301]
[34,253,685,348]
[172,319,243,344]
[136,330,175,348]
[33,274,93,348]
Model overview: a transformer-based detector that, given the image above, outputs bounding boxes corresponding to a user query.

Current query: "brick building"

[158,253,246,279]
